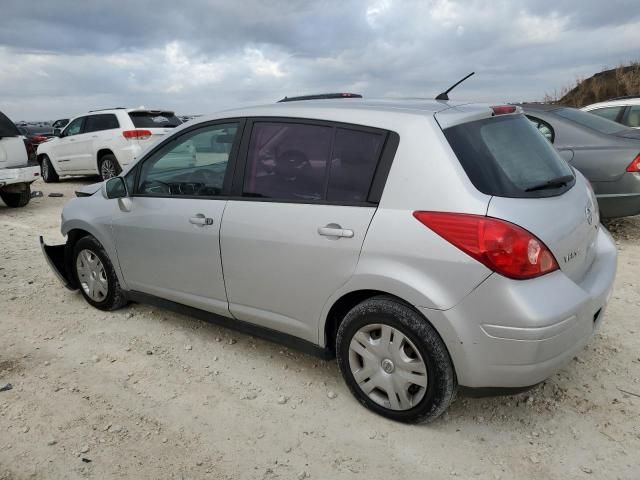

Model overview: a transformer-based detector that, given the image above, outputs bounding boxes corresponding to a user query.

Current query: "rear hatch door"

[127,110,182,148]
[0,111,28,169]
[441,110,598,283]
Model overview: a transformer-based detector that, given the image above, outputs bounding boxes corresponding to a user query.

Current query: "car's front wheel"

[336,296,456,423]
[72,235,127,311]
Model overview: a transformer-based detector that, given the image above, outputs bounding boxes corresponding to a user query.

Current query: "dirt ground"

[1,178,639,480]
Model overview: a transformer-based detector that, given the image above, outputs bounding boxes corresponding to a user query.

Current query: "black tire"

[72,235,127,311]
[0,184,31,208]
[99,154,121,180]
[40,155,59,183]
[336,296,456,423]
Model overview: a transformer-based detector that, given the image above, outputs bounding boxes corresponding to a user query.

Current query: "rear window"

[0,111,20,137]
[128,111,181,128]
[555,107,625,135]
[444,115,575,198]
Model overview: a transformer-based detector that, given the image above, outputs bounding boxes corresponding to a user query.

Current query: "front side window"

[589,106,624,122]
[85,114,119,133]
[243,122,332,201]
[623,105,640,128]
[63,117,84,137]
[137,122,238,197]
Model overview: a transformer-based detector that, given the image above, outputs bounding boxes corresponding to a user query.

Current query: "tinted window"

[623,105,640,128]
[128,111,181,128]
[85,114,119,133]
[63,117,84,136]
[589,106,624,122]
[137,122,238,197]
[444,115,574,198]
[0,111,20,137]
[243,122,332,201]
[555,107,624,135]
[327,128,384,202]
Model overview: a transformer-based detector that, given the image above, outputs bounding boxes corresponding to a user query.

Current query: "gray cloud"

[1,0,639,120]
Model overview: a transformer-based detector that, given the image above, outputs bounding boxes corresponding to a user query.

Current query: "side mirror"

[53,128,62,137]
[103,176,128,199]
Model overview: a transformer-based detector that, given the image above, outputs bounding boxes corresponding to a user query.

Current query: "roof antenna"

[435,72,475,101]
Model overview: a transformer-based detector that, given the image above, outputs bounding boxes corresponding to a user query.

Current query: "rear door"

[442,113,598,283]
[220,119,390,343]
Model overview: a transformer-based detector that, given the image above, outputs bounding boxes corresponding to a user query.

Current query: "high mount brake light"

[491,105,517,115]
[626,153,640,172]
[413,211,559,280]
[122,129,152,140]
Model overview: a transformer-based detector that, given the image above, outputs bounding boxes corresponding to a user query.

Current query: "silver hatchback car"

[41,99,617,423]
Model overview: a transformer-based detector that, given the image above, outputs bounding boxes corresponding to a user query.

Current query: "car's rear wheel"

[40,155,59,183]
[99,154,121,180]
[0,184,31,208]
[72,235,127,311]
[336,296,456,423]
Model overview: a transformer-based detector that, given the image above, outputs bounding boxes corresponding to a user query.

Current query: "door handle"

[68,138,75,142]
[189,214,214,226]
[91,135,98,139]
[318,224,354,238]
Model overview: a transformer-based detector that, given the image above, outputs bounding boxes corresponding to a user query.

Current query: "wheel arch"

[96,148,116,165]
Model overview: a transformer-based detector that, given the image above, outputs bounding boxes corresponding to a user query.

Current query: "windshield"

[128,111,181,128]
[444,114,575,198]
[555,107,626,135]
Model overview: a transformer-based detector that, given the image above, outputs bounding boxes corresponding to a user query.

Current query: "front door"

[220,120,388,342]
[52,116,91,172]
[111,120,242,316]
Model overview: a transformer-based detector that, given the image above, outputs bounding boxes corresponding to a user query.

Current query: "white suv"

[36,107,182,182]
[581,96,640,129]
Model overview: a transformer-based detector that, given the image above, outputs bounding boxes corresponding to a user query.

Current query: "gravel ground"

[1,178,639,479]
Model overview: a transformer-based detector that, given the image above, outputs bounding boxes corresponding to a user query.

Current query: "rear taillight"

[413,212,559,280]
[123,129,152,140]
[626,154,640,172]
[491,105,517,115]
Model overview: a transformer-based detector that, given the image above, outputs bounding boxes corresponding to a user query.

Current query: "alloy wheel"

[101,159,118,179]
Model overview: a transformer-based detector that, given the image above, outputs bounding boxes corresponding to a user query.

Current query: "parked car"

[18,125,55,163]
[521,104,640,218]
[41,98,617,423]
[0,111,40,207]
[36,107,182,182]
[581,96,640,129]
[51,118,69,131]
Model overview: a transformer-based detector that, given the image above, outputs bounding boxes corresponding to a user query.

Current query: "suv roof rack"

[277,93,362,103]
[88,107,127,112]
[608,95,640,101]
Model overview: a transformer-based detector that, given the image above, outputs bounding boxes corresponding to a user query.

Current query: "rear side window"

[85,114,119,133]
[243,123,332,201]
[623,105,640,128]
[0,111,20,137]
[444,115,574,198]
[128,111,181,128]
[242,122,386,203]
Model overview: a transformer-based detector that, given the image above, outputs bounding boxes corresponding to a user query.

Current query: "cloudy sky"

[1,0,638,120]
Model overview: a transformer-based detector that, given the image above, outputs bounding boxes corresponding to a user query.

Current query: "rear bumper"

[424,227,617,388]
[39,236,77,290]
[0,166,40,187]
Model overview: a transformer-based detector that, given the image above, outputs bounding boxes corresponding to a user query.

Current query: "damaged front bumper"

[39,236,77,290]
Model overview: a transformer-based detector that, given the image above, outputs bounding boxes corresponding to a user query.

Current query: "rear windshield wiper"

[525,175,574,192]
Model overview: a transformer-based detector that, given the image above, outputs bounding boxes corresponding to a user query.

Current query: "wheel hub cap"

[348,323,428,411]
[76,249,108,302]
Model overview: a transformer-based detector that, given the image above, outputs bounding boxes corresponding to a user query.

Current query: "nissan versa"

[41,98,617,423]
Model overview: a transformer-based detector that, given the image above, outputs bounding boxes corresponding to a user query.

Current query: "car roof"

[582,98,640,109]
[190,99,494,131]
